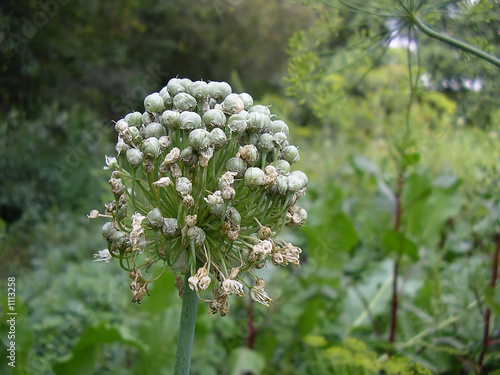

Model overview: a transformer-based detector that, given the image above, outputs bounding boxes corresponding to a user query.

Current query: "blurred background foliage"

[1,0,500,374]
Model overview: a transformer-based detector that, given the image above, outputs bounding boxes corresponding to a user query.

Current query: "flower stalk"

[174,272,200,375]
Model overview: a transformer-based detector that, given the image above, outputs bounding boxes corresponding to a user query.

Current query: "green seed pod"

[247,112,271,132]
[111,230,129,250]
[238,131,259,146]
[282,145,300,164]
[176,176,192,196]
[126,148,144,167]
[222,93,245,114]
[226,157,247,178]
[115,119,129,133]
[102,222,116,241]
[189,128,211,150]
[287,174,303,193]
[173,92,197,112]
[227,113,248,133]
[142,111,156,125]
[109,178,125,196]
[207,81,232,101]
[188,80,208,101]
[179,111,202,132]
[162,218,179,237]
[118,204,127,220]
[144,93,165,113]
[145,122,167,139]
[142,137,161,158]
[248,105,271,117]
[167,78,192,96]
[147,207,163,228]
[290,170,308,187]
[125,111,143,126]
[182,225,206,247]
[180,146,199,165]
[210,203,224,218]
[239,93,253,110]
[240,144,260,165]
[244,167,266,188]
[116,138,129,155]
[128,126,142,144]
[274,159,290,175]
[273,131,288,147]
[226,207,241,226]
[210,128,227,149]
[257,133,276,153]
[161,110,180,129]
[270,175,288,195]
[269,120,289,136]
[159,86,173,107]
[202,108,226,128]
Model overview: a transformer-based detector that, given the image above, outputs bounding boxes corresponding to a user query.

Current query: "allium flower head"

[92,78,307,311]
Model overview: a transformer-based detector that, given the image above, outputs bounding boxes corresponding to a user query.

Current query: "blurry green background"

[1,0,500,374]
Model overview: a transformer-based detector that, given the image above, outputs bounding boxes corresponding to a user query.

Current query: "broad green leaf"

[228,347,265,375]
[381,229,418,260]
[401,171,432,209]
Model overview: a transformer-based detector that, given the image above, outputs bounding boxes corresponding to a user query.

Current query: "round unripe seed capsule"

[180,146,198,165]
[161,110,180,129]
[287,174,303,193]
[116,138,129,155]
[189,128,211,150]
[248,105,271,117]
[128,126,142,144]
[269,120,289,136]
[257,133,276,152]
[173,92,197,112]
[239,93,253,110]
[145,122,167,138]
[159,86,172,107]
[273,132,288,147]
[142,111,155,125]
[167,78,192,96]
[176,177,192,195]
[162,218,179,237]
[290,170,308,187]
[125,112,143,126]
[247,112,270,132]
[102,222,116,241]
[142,137,161,158]
[126,148,143,167]
[227,113,247,133]
[274,159,290,175]
[240,144,260,165]
[189,80,208,101]
[144,93,165,113]
[207,81,231,101]
[147,208,163,228]
[226,207,241,226]
[226,157,247,178]
[282,145,300,164]
[202,108,226,128]
[210,128,227,149]
[179,111,202,132]
[244,167,266,188]
[271,175,288,195]
[115,119,129,133]
[222,93,245,114]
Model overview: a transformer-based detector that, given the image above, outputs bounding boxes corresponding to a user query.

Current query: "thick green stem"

[413,16,500,69]
[174,273,199,375]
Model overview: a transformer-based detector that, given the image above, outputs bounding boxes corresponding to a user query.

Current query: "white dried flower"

[204,191,223,206]
[198,276,211,290]
[221,279,245,296]
[188,276,199,292]
[103,155,118,170]
[153,177,173,187]
[250,278,272,307]
[219,171,237,187]
[93,249,112,263]
[130,213,146,249]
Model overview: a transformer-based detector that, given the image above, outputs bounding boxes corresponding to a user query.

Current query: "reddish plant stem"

[389,172,404,344]
[477,233,500,373]
[247,297,256,349]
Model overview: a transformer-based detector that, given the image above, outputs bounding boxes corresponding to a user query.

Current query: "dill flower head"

[92,78,307,314]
